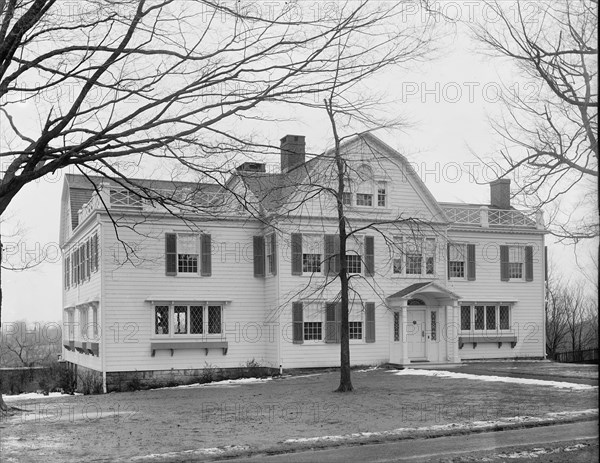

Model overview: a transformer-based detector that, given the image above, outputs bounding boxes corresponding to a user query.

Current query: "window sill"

[458,333,517,349]
[150,340,228,356]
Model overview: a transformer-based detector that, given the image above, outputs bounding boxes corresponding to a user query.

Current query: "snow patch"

[391,368,597,390]
[151,377,272,390]
[283,409,599,444]
[130,445,250,461]
[3,391,81,402]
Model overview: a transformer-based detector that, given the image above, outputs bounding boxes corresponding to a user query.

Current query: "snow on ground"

[391,369,597,390]
[283,409,599,444]
[151,376,273,390]
[3,391,81,402]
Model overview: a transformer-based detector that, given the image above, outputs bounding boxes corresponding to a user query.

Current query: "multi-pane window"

[474,305,485,330]
[67,310,75,341]
[155,306,169,335]
[508,246,524,279]
[346,236,363,274]
[304,322,322,340]
[394,312,400,341]
[346,255,362,274]
[377,182,386,207]
[154,304,222,336]
[431,311,437,341]
[79,307,88,339]
[460,305,471,331]
[65,256,71,290]
[174,306,188,334]
[425,238,435,275]
[208,306,222,334]
[356,193,373,206]
[486,306,496,330]
[302,235,322,274]
[449,244,466,278]
[92,306,99,338]
[177,234,198,273]
[406,239,422,275]
[349,322,363,340]
[461,304,512,332]
[342,192,352,206]
[190,306,203,334]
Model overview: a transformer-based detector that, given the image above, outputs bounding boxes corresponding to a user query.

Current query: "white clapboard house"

[60,133,547,391]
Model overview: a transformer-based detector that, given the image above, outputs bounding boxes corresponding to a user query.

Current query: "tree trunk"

[327,99,353,393]
[0,236,9,413]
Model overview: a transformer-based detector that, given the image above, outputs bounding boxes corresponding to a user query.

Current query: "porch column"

[446,304,460,363]
[400,305,409,365]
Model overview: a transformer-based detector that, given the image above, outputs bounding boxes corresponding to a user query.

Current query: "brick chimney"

[280,135,305,173]
[490,179,511,209]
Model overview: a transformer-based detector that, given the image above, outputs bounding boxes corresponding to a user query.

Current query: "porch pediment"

[387,281,460,302]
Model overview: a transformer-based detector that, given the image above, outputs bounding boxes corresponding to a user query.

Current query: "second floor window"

[165,233,211,276]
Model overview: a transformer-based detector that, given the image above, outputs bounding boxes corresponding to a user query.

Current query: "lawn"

[0,365,597,463]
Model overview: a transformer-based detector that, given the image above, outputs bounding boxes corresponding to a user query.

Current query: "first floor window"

[461,304,512,332]
[394,312,400,341]
[346,254,362,274]
[349,321,363,340]
[155,306,169,335]
[304,322,322,340]
[208,306,222,334]
[154,304,222,336]
[431,311,437,341]
[174,306,188,334]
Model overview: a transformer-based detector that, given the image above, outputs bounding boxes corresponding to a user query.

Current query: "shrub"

[79,370,103,395]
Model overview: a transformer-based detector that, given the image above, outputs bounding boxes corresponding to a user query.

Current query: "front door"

[407,310,426,359]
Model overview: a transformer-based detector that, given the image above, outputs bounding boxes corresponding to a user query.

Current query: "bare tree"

[545,271,570,357]
[0,0,436,410]
[470,0,598,243]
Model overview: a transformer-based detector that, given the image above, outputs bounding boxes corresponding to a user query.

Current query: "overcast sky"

[1,1,596,323]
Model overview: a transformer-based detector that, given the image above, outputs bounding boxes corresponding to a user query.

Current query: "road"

[221,420,598,462]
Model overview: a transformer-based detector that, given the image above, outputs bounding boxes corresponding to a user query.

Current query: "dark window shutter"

[324,235,334,275]
[447,243,451,278]
[365,302,376,343]
[291,233,302,275]
[335,303,341,343]
[525,246,533,281]
[544,246,548,281]
[165,233,177,276]
[253,236,265,277]
[500,245,509,281]
[201,234,212,276]
[292,302,303,344]
[92,234,99,272]
[86,240,91,279]
[333,236,340,274]
[365,236,375,277]
[325,303,338,343]
[271,233,277,275]
[467,244,476,281]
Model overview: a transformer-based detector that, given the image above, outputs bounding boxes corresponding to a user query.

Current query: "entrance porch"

[387,282,462,366]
